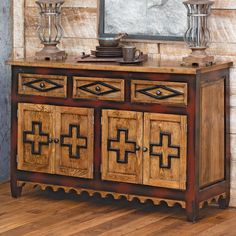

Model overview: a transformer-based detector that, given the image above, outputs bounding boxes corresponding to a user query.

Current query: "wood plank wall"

[13,0,236,206]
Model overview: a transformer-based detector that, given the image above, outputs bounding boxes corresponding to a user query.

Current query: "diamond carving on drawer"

[137,85,183,100]
[79,81,120,96]
[23,78,63,92]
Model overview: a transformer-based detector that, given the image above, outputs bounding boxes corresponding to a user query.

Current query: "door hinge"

[17,109,19,118]
[16,155,18,163]
[186,124,188,134]
[100,165,102,173]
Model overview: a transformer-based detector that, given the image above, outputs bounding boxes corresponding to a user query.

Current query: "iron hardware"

[95,86,101,92]
[54,138,60,144]
[40,82,46,88]
[143,147,148,152]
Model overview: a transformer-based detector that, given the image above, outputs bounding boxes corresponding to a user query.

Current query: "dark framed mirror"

[99,0,187,41]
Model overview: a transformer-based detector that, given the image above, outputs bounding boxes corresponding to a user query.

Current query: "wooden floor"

[0,183,236,236]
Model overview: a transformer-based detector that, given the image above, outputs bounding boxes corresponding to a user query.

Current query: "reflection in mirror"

[99,0,187,41]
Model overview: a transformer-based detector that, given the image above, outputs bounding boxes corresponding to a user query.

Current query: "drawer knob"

[156,90,162,96]
[143,147,148,152]
[54,138,60,144]
[135,145,141,151]
[49,138,53,143]
[40,82,46,88]
[95,86,101,92]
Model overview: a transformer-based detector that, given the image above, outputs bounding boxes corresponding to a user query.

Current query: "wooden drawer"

[131,80,188,105]
[73,77,124,101]
[18,73,67,98]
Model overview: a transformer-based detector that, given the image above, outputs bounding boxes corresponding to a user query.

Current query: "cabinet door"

[55,107,94,179]
[143,113,187,190]
[17,103,54,173]
[102,110,143,184]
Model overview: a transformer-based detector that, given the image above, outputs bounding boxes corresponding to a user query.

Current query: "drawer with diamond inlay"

[18,73,67,98]
[73,77,124,101]
[131,80,188,106]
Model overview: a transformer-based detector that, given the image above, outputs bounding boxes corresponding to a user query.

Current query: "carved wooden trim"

[199,193,227,209]
[73,77,125,101]
[18,73,67,98]
[131,80,188,105]
[107,128,137,164]
[18,181,186,208]
[23,121,50,155]
[149,132,180,169]
[60,124,88,159]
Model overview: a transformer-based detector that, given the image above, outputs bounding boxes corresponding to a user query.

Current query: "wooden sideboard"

[9,58,232,222]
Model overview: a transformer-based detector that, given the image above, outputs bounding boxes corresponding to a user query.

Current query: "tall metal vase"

[35,0,66,61]
[182,0,214,66]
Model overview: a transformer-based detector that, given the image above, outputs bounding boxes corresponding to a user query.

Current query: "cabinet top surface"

[8,57,233,75]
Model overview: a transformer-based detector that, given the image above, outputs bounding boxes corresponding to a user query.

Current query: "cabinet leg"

[10,180,23,198]
[186,202,199,222]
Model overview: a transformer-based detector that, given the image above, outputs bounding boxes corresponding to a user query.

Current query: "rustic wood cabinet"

[9,58,232,222]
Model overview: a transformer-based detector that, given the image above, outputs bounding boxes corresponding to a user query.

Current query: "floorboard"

[0,182,236,236]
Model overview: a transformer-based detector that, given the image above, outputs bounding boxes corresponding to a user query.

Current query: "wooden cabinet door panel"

[102,110,143,184]
[143,113,187,190]
[17,103,54,173]
[55,107,94,179]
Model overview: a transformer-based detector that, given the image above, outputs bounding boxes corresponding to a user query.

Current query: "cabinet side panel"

[200,79,225,187]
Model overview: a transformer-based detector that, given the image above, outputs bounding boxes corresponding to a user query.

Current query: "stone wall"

[13,0,236,206]
[0,0,12,183]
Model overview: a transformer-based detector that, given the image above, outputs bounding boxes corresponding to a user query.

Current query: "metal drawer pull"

[143,147,148,152]
[54,138,60,144]
[40,82,46,88]
[95,86,101,92]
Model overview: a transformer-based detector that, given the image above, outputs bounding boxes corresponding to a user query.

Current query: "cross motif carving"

[61,124,87,159]
[108,128,137,164]
[150,132,180,169]
[23,121,50,155]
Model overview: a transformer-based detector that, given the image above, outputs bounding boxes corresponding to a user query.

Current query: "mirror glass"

[99,0,187,41]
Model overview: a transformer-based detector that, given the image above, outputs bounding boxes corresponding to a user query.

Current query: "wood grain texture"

[18,73,67,98]
[101,110,143,184]
[231,161,236,189]
[24,37,98,58]
[199,78,225,187]
[199,193,227,209]
[24,7,97,39]
[73,77,125,101]
[210,10,236,43]
[231,135,236,161]
[55,106,94,179]
[213,0,236,9]
[8,58,233,75]
[131,80,188,106]
[17,181,186,208]
[230,108,236,134]
[1,182,236,236]
[18,103,94,179]
[143,113,187,190]
[25,0,98,8]
[13,0,25,58]
[17,103,55,174]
